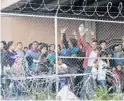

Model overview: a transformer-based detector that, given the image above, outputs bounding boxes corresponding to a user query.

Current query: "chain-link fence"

[1,0,124,100]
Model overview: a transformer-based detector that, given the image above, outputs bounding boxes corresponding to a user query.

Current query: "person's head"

[7,41,14,51]
[116,64,122,71]
[58,45,61,52]
[49,44,55,52]
[28,43,32,49]
[58,58,63,65]
[0,42,4,50]
[17,42,23,50]
[79,23,84,34]
[0,41,7,50]
[62,33,69,49]
[40,43,48,54]
[32,41,39,50]
[100,40,107,50]
[68,38,77,48]
[24,47,28,52]
[38,42,43,50]
[91,40,98,50]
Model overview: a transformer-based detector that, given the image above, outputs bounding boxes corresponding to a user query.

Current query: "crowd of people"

[0,23,124,99]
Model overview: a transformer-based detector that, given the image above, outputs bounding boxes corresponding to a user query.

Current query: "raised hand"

[79,24,85,36]
[72,30,78,39]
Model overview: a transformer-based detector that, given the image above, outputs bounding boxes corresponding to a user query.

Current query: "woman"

[4,41,17,67]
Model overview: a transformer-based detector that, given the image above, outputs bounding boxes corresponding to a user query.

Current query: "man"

[77,24,99,99]
[25,41,40,68]
[25,41,40,59]
[99,40,111,54]
[16,42,25,58]
[78,24,99,71]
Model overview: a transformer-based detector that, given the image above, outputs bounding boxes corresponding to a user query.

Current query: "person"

[77,24,99,99]
[60,28,82,57]
[39,43,48,64]
[99,40,110,54]
[11,56,25,77]
[77,24,99,72]
[107,50,116,68]
[47,44,55,65]
[1,41,17,98]
[58,44,61,56]
[25,41,40,71]
[97,51,108,89]
[23,47,28,55]
[4,41,17,67]
[114,45,124,65]
[16,42,25,58]
[10,56,25,97]
[68,38,79,56]
[38,43,49,72]
[112,64,122,92]
[0,41,5,72]
[38,42,43,51]
[60,28,71,56]
[58,58,68,90]
[25,41,40,61]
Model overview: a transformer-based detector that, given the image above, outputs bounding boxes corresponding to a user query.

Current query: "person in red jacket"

[74,24,99,99]
[77,24,99,73]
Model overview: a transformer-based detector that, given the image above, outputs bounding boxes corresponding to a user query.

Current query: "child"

[112,64,122,93]
[11,55,25,77]
[58,58,68,90]
[10,55,25,97]
[97,51,108,89]
[112,64,122,85]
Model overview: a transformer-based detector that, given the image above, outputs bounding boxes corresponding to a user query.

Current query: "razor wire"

[1,1,124,100]
[9,0,124,19]
[1,56,123,100]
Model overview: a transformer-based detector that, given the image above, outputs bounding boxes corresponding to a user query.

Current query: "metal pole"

[55,1,60,99]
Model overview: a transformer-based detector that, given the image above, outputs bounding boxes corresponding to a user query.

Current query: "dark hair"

[0,41,7,50]
[58,58,63,62]
[28,43,32,49]
[32,41,39,44]
[49,44,55,49]
[99,40,107,45]
[24,47,28,49]
[0,41,7,46]
[69,38,77,47]
[38,42,43,45]
[58,44,61,50]
[63,33,69,48]
[40,43,48,50]
[6,41,14,50]
[17,42,23,45]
